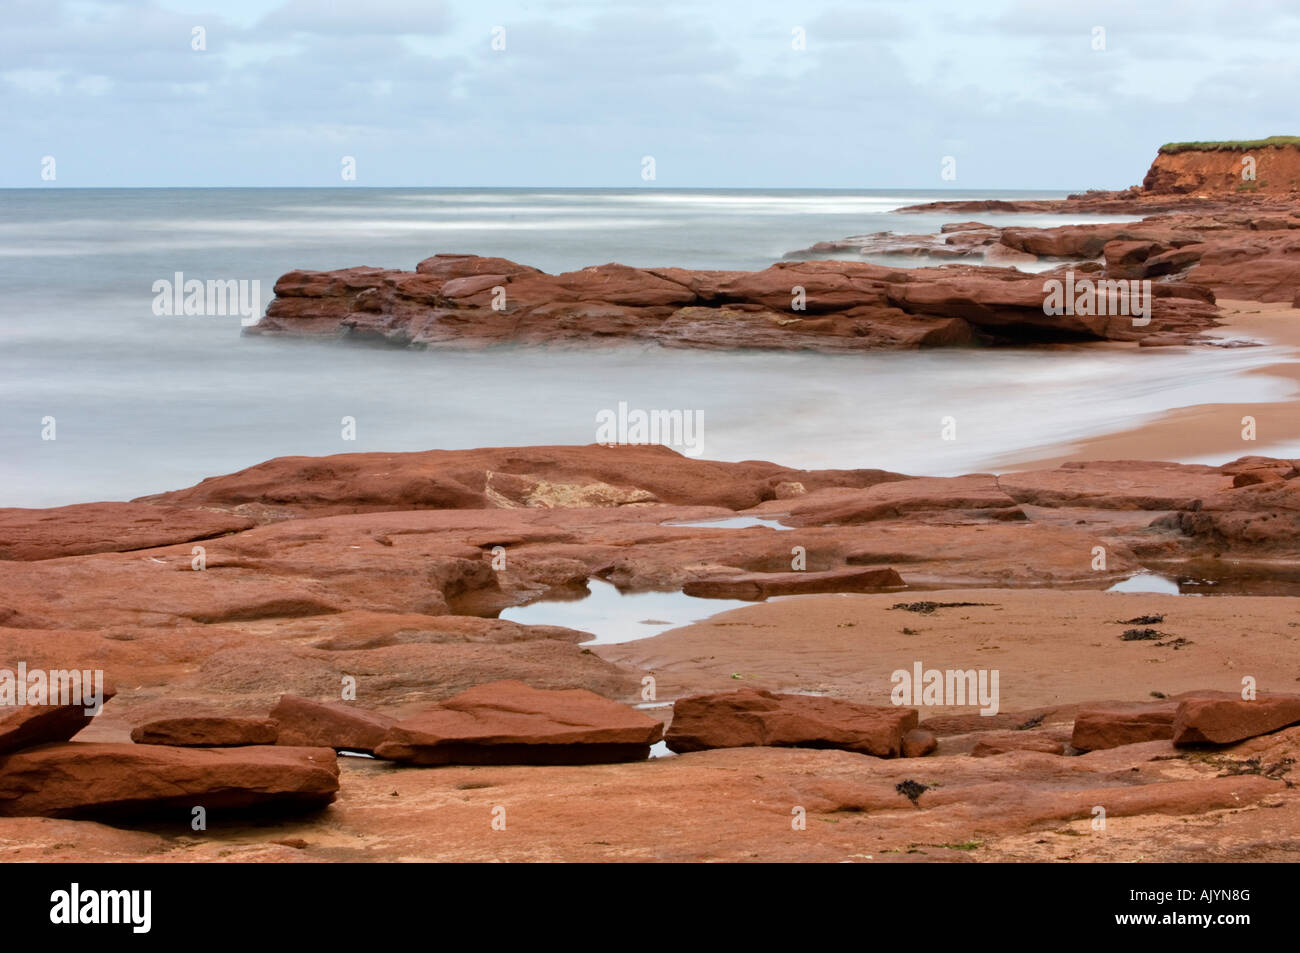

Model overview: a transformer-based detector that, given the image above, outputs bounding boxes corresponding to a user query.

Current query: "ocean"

[0,187,1289,507]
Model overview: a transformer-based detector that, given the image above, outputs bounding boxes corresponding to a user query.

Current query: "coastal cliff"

[1142,137,1300,195]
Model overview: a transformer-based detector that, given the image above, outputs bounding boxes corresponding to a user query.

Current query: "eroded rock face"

[665,688,918,757]
[374,680,663,765]
[1143,143,1300,195]
[0,743,339,818]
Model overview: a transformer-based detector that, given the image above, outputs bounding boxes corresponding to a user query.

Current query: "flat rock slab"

[0,743,338,818]
[1174,694,1300,745]
[1072,702,1179,751]
[971,731,1067,757]
[374,680,663,765]
[665,688,918,757]
[271,695,396,752]
[0,690,116,756]
[130,716,278,747]
[682,567,904,600]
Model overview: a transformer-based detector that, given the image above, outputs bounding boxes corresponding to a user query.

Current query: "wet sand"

[597,587,1300,711]
[995,300,1300,471]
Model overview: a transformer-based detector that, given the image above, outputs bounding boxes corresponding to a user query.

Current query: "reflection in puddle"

[1106,573,1182,595]
[499,578,755,646]
[663,515,794,530]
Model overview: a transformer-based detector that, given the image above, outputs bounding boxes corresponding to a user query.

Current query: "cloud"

[2,0,1299,187]
[257,0,451,36]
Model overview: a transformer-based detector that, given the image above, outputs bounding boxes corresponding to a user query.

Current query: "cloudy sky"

[4,0,1298,189]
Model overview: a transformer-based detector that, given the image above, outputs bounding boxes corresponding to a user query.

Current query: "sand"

[597,588,1300,713]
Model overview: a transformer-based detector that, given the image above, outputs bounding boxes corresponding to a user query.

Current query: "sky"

[3,0,1299,189]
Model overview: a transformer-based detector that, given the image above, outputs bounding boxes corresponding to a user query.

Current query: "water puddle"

[1106,568,1300,596]
[1106,572,1183,595]
[663,515,794,530]
[499,578,755,645]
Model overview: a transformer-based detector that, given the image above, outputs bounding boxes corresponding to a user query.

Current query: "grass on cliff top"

[1159,136,1300,154]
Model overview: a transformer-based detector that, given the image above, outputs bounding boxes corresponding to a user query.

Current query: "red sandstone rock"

[1071,702,1178,751]
[0,743,338,818]
[0,502,254,561]
[271,695,396,752]
[0,687,117,755]
[1143,142,1300,195]
[1173,695,1300,745]
[248,247,1223,351]
[130,715,278,747]
[665,688,918,757]
[373,681,663,765]
[682,567,904,600]
[970,732,1066,757]
[902,728,938,757]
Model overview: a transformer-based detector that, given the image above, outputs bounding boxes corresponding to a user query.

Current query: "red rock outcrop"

[5,445,1300,859]
[247,254,1219,351]
[1143,141,1300,195]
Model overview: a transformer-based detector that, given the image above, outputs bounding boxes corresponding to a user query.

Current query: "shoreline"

[993,300,1300,471]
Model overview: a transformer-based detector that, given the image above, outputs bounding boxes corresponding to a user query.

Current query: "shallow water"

[1106,573,1183,595]
[1,187,1290,507]
[499,578,755,646]
[663,516,795,530]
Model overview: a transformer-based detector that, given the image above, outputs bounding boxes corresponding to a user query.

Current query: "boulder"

[130,716,278,747]
[0,743,338,818]
[665,688,918,757]
[374,681,663,765]
[271,695,396,752]
[902,728,938,757]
